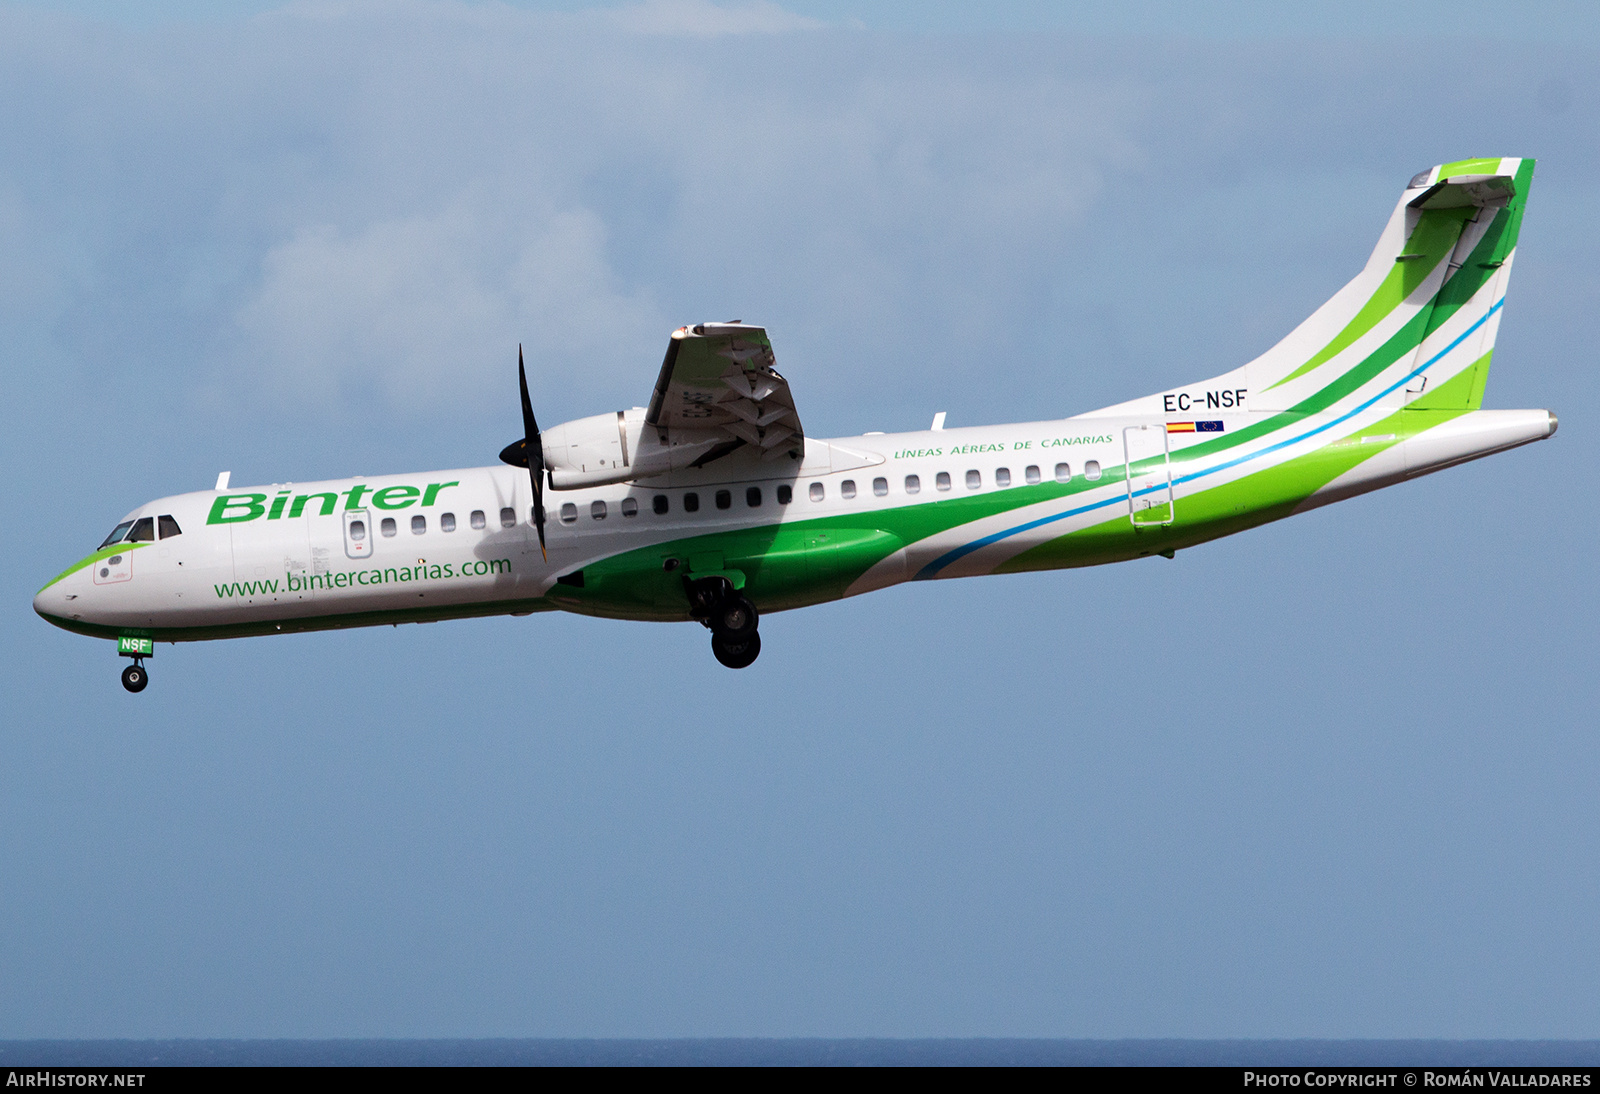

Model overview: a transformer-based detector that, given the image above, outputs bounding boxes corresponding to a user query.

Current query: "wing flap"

[644,323,805,459]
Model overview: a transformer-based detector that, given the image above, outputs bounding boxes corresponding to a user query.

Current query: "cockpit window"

[157,515,182,539]
[99,521,134,549]
[126,517,155,543]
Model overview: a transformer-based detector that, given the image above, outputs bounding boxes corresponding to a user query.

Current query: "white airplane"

[36,157,1556,691]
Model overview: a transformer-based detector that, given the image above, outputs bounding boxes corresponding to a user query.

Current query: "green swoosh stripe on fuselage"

[1000,402,1473,573]
[39,541,152,593]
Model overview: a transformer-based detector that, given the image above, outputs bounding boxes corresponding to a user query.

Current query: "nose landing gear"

[686,576,762,669]
[116,635,153,693]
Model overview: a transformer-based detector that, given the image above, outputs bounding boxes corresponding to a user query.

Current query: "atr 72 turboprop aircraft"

[36,157,1557,691]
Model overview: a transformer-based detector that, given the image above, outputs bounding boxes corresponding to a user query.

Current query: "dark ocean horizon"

[3,1039,1600,1067]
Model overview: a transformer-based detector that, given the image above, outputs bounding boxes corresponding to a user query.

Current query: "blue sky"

[2,0,1597,1037]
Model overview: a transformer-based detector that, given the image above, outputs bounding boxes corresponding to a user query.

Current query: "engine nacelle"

[543,411,643,489]
[542,408,756,489]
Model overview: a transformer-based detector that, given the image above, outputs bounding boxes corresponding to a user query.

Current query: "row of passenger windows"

[341,458,1112,540]
[814,461,1099,502]
[101,457,1106,548]
[557,484,795,523]
[349,508,501,541]
[551,461,1103,522]
[354,461,1108,533]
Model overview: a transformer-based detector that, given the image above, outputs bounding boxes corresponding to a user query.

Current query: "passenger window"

[936,472,951,492]
[995,468,1011,487]
[470,510,486,530]
[777,484,793,505]
[350,519,367,541]
[381,517,397,537]
[411,514,427,534]
[1025,465,1041,485]
[441,512,457,533]
[560,503,578,524]
[965,470,980,490]
[591,500,607,520]
[500,507,516,528]
[841,480,857,499]
[873,477,888,496]
[746,487,761,507]
[1085,460,1102,481]
[653,494,669,514]
[99,521,134,549]
[157,515,182,539]
[715,489,731,510]
[1054,462,1071,482]
[127,517,155,542]
[684,492,700,512]
[905,474,920,494]
[809,482,824,501]
[621,497,638,517]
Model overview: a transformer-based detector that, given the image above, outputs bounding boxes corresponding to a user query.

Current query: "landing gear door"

[343,508,373,560]
[1124,424,1174,526]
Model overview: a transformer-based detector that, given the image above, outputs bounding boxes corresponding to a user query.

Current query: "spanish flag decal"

[1168,420,1224,434]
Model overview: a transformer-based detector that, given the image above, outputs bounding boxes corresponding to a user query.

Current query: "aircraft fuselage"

[34,406,1554,644]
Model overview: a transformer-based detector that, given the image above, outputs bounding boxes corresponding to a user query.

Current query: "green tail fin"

[1249,157,1534,413]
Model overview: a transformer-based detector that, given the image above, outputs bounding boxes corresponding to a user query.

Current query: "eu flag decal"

[1167,420,1224,434]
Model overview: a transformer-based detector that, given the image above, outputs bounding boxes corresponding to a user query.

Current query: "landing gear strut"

[685,576,762,669]
[117,636,153,693]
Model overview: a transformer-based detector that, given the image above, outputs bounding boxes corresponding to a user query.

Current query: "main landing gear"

[712,630,761,670]
[686,576,762,669]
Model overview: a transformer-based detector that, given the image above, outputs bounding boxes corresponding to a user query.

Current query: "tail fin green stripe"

[1271,206,1472,390]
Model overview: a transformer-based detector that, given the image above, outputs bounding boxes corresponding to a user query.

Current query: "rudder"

[1248,157,1534,413]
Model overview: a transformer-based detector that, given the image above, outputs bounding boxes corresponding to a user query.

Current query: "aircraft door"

[343,508,373,560]
[1124,424,1174,526]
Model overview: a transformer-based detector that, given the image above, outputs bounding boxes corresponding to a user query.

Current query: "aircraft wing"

[645,323,803,459]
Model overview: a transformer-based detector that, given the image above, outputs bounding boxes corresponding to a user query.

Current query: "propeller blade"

[518,345,547,562]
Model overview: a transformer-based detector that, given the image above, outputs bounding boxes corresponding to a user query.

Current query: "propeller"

[517,345,547,561]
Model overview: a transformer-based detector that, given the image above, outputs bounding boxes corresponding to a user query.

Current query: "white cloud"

[234,193,661,411]
[602,0,824,36]
[8,0,1590,442]
[185,2,1148,422]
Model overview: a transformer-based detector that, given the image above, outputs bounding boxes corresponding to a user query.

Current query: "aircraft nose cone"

[1548,410,1559,437]
[34,583,63,620]
[34,571,82,626]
